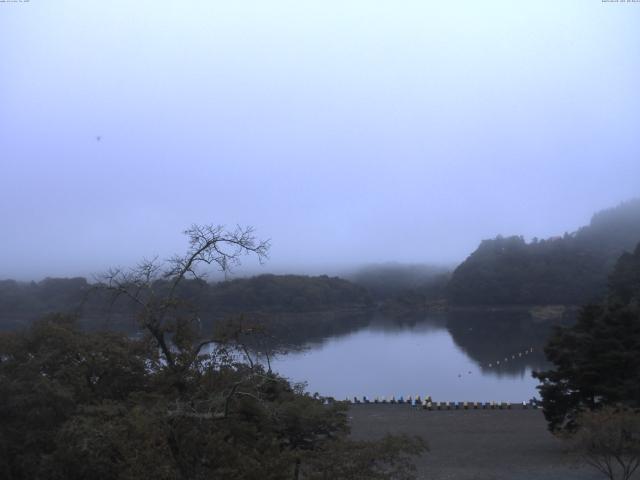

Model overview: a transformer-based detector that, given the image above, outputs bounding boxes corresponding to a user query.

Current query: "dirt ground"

[348,404,612,480]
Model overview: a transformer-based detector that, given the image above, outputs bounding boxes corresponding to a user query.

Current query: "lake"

[269,309,565,403]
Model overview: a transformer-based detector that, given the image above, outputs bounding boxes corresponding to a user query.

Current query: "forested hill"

[201,274,372,312]
[447,199,640,306]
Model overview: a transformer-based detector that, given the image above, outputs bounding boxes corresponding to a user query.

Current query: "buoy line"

[485,346,535,369]
[339,396,541,409]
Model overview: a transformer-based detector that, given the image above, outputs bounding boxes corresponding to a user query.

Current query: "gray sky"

[1,1,639,280]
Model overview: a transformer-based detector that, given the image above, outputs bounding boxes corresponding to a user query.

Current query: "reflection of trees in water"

[84,309,376,353]
[226,309,374,353]
[49,307,577,380]
[367,311,448,333]
[247,307,575,380]
[445,309,576,377]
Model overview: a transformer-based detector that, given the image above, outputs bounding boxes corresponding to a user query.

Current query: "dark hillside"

[447,199,640,306]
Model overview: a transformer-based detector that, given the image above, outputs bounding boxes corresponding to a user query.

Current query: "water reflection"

[269,309,574,402]
[40,306,573,402]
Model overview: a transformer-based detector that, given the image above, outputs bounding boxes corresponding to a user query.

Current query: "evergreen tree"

[533,243,640,432]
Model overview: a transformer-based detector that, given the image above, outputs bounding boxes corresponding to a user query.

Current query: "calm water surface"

[270,311,558,403]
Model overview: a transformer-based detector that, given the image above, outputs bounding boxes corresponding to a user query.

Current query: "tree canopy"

[0,315,424,480]
[533,243,640,432]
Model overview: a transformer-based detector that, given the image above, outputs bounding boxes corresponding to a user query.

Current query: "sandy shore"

[348,404,607,480]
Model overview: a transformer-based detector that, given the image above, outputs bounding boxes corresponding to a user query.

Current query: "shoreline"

[348,404,601,480]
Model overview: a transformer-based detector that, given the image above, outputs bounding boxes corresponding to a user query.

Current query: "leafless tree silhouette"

[100,224,270,373]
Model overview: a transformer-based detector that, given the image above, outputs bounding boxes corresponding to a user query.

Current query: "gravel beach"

[348,404,609,480]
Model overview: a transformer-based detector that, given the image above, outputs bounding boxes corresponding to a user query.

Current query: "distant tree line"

[0,274,373,331]
[2,199,639,328]
[447,199,640,306]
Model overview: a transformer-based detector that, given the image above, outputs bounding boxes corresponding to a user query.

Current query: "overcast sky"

[1,1,639,280]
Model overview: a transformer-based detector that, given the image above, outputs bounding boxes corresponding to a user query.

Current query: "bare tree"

[100,224,269,374]
[570,407,640,480]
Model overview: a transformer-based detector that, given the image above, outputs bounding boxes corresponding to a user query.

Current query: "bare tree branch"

[96,224,269,375]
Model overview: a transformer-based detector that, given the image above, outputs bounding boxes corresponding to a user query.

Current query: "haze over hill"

[2,2,640,280]
[2,198,638,329]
